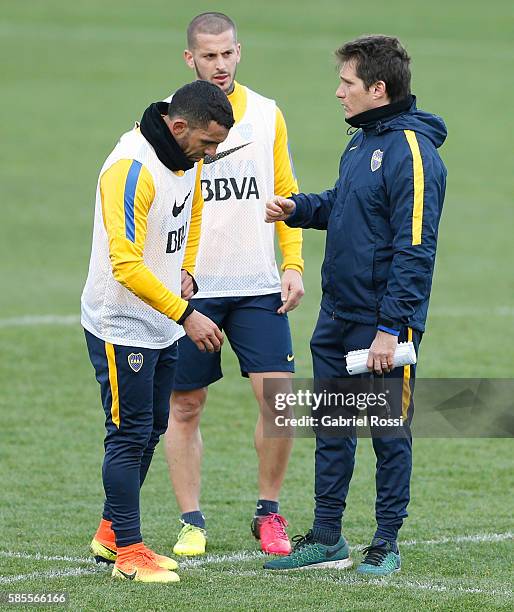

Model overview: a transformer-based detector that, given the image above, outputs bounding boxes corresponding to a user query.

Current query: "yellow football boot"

[112,544,180,583]
[90,518,178,570]
[143,546,178,571]
[91,537,117,565]
[173,522,207,556]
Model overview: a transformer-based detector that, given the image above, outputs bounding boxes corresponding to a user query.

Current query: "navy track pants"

[85,329,177,546]
[310,308,421,541]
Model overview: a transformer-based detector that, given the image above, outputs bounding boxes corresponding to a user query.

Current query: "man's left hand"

[181,269,195,300]
[367,330,399,374]
[278,269,304,314]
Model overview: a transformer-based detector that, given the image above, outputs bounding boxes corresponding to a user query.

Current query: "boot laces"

[142,545,162,563]
[361,543,389,566]
[266,513,288,539]
[291,530,315,552]
[133,547,160,569]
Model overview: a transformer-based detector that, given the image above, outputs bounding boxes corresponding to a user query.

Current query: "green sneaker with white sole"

[263,530,352,571]
[356,538,401,576]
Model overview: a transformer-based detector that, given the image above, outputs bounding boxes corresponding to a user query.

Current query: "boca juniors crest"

[370,149,384,172]
[128,353,144,373]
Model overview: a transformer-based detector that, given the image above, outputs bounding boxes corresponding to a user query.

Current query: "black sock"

[312,525,341,546]
[255,499,279,517]
[181,510,205,530]
[372,536,398,553]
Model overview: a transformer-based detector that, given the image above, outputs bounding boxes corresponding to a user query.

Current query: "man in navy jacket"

[264,35,447,574]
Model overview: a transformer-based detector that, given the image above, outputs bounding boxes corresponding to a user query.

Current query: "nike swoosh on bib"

[203,142,252,164]
[172,189,192,217]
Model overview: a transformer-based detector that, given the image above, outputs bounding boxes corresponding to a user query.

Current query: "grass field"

[1,0,513,610]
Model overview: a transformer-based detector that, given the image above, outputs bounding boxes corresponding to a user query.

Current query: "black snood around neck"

[139,102,194,172]
[345,95,414,130]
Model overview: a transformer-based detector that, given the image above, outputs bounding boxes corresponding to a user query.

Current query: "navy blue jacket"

[287,98,447,333]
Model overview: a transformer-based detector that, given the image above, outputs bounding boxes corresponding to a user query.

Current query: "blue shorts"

[173,293,294,390]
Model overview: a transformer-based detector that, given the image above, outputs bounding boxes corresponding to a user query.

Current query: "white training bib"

[81,129,196,348]
[193,87,280,297]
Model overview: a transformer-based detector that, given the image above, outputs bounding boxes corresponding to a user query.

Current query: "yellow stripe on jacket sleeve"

[274,107,303,273]
[182,160,204,276]
[401,327,413,420]
[100,159,189,322]
[403,130,425,246]
[105,342,120,428]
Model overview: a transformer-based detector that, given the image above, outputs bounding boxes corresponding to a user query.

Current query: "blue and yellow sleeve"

[100,158,189,321]
[379,131,446,329]
[181,160,204,276]
[273,107,304,274]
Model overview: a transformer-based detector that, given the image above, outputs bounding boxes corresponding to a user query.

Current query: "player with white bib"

[82,81,234,583]
[164,13,304,557]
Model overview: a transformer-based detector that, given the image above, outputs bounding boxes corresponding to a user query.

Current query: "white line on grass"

[314,574,513,598]
[1,565,509,599]
[0,549,264,568]
[183,531,513,566]
[1,532,511,570]
[180,550,265,568]
[1,305,514,329]
[220,569,512,598]
[401,532,513,547]
[0,551,95,564]
[0,567,102,585]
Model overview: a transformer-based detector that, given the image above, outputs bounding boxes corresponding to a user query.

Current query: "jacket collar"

[139,101,194,172]
[345,95,415,132]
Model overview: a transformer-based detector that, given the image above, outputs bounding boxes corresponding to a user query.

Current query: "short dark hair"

[187,12,237,49]
[335,35,411,103]
[168,80,234,130]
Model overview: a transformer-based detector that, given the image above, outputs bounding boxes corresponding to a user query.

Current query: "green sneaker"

[263,530,352,570]
[356,538,401,576]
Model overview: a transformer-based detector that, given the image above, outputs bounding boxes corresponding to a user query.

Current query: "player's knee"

[259,378,293,417]
[170,389,206,424]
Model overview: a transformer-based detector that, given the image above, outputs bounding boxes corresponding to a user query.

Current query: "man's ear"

[184,49,194,70]
[169,117,188,138]
[372,80,387,101]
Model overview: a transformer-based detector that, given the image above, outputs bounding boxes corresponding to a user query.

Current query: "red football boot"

[251,513,292,555]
